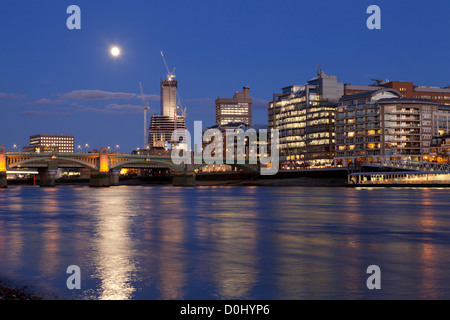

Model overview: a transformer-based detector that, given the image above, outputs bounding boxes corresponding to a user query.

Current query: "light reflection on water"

[0,186,450,299]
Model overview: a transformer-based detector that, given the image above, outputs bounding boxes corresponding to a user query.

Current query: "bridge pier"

[0,172,7,188]
[172,172,196,187]
[39,169,58,187]
[110,170,120,186]
[0,147,6,188]
[90,172,111,188]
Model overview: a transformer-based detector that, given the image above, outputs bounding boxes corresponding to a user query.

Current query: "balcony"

[385,110,420,115]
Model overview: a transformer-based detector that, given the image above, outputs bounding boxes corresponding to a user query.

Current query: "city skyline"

[0,0,449,153]
[2,0,450,304]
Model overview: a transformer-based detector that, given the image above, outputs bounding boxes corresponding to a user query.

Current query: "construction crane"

[176,92,188,118]
[139,81,150,150]
[160,50,176,81]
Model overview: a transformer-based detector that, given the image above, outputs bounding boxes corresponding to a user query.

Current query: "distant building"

[334,88,441,166]
[24,134,74,153]
[268,69,343,168]
[344,80,450,106]
[199,122,267,173]
[216,87,252,126]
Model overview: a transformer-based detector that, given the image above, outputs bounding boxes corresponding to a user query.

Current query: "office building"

[25,134,75,153]
[216,87,252,126]
[268,69,343,168]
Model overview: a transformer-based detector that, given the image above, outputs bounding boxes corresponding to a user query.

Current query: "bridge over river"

[0,147,260,188]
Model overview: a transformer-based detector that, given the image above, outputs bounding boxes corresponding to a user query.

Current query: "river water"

[0,185,449,300]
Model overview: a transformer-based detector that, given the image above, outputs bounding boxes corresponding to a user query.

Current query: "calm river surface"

[0,185,450,300]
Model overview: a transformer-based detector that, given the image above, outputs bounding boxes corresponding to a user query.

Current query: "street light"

[77,145,82,153]
[84,144,90,153]
[115,145,120,153]
[13,144,20,153]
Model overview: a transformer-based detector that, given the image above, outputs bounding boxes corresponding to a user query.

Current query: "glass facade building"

[268,70,343,168]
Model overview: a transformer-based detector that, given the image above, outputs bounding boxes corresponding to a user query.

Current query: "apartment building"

[334,88,441,166]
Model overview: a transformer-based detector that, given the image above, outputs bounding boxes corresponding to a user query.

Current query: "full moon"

[110,47,121,57]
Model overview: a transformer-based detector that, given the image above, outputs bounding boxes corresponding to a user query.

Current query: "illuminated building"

[24,134,75,153]
[216,87,252,126]
[268,72,450,168]
[430,134,450,162]
[432,106,450,136]
[268,69,343,168]
[334,88,441,166]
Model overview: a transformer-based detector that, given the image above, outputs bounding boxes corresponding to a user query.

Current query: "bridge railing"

[368,160,450,172]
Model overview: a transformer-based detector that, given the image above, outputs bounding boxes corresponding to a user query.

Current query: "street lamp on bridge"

[13,144,21,153]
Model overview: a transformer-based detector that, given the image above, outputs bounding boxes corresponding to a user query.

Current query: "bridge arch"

[109,159,186,172]
[8,156,97,170]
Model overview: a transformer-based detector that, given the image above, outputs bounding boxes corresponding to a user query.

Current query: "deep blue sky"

[1,0,449,152]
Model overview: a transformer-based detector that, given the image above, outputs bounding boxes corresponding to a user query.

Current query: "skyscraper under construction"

[148,52,186,149]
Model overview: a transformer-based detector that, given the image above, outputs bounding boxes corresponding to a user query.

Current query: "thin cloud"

[0,92,26,99]
[252,97,270,110]
[32,98,63,105]
[79,104,151,115]
[106,104,146,113]
[21,110,56,116]
[184,97,214,103]
[139,94,160,102]
[62,90,137,100]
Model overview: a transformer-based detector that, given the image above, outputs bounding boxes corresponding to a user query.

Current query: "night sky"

[1,0,449,153]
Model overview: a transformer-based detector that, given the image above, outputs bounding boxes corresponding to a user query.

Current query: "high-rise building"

[334,88,441,166]
[24,134,75,153]
[148,115,186,149]
[216,87,252,126]
[160,79,178,117]
[268,70,344,168]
